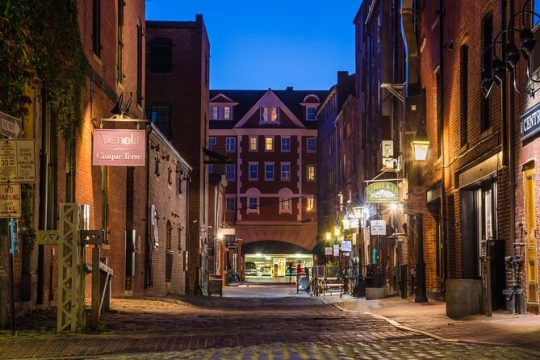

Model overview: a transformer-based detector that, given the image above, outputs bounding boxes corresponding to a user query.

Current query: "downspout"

[439,0,449,291]
[37,86,48,304]
[144,126,151,288]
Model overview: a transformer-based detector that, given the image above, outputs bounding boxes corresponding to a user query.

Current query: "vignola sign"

[92,129,146,166]
[520,101,540,141]
[365,181,399,203]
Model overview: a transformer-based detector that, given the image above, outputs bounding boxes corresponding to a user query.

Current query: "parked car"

[258,266,272,276]
[245,262,257,276]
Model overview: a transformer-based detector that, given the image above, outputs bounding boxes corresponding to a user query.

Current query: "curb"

[332,302,540,357]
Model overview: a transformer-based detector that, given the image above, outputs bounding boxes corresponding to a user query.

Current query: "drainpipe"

[435,0,448,295]
[37,86,48,304]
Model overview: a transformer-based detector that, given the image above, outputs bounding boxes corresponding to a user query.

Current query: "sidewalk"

[336,295,540,353]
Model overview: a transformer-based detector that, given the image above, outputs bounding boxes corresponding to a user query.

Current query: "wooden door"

[524,167,539,304]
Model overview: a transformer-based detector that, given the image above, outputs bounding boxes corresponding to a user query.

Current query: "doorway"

[524,165,539,306]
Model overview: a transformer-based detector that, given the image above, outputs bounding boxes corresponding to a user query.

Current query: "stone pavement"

[336,296,540,353]
[0,284,538,359]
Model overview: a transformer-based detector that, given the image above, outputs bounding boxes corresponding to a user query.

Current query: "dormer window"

[210,105,233,120]
[260,106,279,124]
[306,106,317,121]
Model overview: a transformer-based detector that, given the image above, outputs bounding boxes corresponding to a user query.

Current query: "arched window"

[278,188,293,214]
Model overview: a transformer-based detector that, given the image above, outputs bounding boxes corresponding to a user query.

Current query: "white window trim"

[248,162,258,181]
[249,136,258,152]
[281,162,291,181]
[259,106,280,124]
[209,137,217,150]
[279,197,292,214]
[226,164,235,181]
[265,136,274,152]
[247,197,260,214]
[306,137,316,153]
[306,105,318,121]
[226,137,236,153]
[265,162,274,181]
[281,136,291,152]
[210,106,219,120]
[223,106,232,120]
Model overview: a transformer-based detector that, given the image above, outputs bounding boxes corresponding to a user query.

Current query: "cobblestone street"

[0,285,538,359]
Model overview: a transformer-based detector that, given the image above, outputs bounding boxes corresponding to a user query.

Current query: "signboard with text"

[366,182,399,203]
[0,111,22,138]
[324,247,332,255]
[341,240,352,252]
[370,220,387,235]
[92,129,146,167]
[0,139,36,183]
[521,101,540,141]
[0,183,21,218]
[333,244,340,256]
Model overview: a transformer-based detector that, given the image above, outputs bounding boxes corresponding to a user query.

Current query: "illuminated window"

[249,136,258,151]
[307,165,316,181]
[278,188,293,214]
[260,106,279,123]
[223,106,231,120]
[210,106,219,120]
[306,196,315,211]
[265,136,274,151]
[281,198,292,213]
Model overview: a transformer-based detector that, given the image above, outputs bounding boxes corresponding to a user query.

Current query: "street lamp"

[411,119,429,161]
[325,231,332,241]
[334,219,341,237]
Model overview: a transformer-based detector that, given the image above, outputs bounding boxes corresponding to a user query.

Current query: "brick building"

[145,124,192,296]
[145,16,213,294]
[208,88,327,280]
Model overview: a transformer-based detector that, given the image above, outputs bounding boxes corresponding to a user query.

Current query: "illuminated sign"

[92,129,146,167]
[366,182,399,203]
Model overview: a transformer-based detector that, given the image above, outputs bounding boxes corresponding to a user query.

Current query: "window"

[210,106,218,120]
[306,196,315,211]
[281,137,290,152]
[281,163,290,181]
[307,165,316,181]
[176,166,183,194]
[223,106,231,120]
[136,18,142,104]
[92,0,101,57]
[260,106,279,123]
[249,163,258,180]
[248,197,258,210]
[150,104,171,138]
[481,12,493,131]
[117,0,124,83]
[265,163,274,180]
[306,138,316,152]
[226,196,235,211]
[167,166,173,185]
[265,136,274,151]
[150,38,172,73]
[208,164,214,174]
[226,137,236,152]
[280,198,292,213]
[226,164,235,181]
[460,44,469,147]
[306,107,317,121]
[249,136,258,151]
[208,137,216,150]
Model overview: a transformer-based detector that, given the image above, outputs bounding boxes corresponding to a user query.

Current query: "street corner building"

[208,87,328,281]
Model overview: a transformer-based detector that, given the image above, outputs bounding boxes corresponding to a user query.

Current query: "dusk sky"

[146,0,360,90]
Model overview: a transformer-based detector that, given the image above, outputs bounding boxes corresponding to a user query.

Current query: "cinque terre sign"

[92,129,146,167]
[521,102,540,141]
[365,181,399,203]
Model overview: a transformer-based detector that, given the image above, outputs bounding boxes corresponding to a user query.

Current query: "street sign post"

[0,139,36,183]
[0,184,21,218]
[0,112,22,138]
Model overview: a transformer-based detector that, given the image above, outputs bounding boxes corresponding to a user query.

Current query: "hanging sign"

[520,101,540,141]
[366,181,399,203]
[0,139,36,183]
[0,111,22,138]
[92,129,146,167]
[341,240,352,252]
[370,220,387,235]
[324,247,333,255]
[333,244,340,256]
[0,183,21,218]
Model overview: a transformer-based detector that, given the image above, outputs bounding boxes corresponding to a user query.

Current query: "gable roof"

[209,88,329,130]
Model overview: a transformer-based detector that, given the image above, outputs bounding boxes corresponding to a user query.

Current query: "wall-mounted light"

[325,231,332,241]
[411,119,429,161]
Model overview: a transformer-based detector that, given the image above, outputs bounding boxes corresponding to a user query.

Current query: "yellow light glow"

[325,232,332,241]
[412,140,429,161]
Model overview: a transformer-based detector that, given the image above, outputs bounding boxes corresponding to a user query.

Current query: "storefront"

[243,241,313,282]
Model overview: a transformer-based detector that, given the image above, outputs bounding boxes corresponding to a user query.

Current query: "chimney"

[337,71,349,87]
